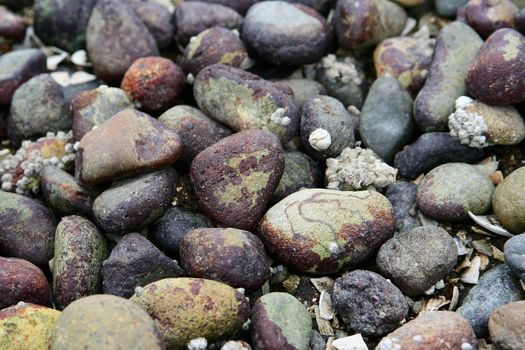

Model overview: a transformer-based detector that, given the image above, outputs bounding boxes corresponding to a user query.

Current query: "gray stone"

[385,181,422,232]
[504,233,525,282]
[436,0,469,17]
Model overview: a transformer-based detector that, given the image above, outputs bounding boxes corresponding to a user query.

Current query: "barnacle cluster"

[448,96,489,148]
[0,130,76,195]
[317,54,363,87]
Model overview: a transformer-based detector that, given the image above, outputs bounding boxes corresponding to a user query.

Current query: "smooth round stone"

[92,168,177,234]
[376,311,477,350]
[180,228,270,291]
[0,303,60,350]
[332,270,408,337]
[51,294,165,350]
[127,0,174,49]
[457,264,525,337]
[0,257,51,309]
[1,8,27,42]
[377,226,457,296]
[465,0,518,39]
[242,1,330,65]
[417,163,494,222]
[130,278,250,349]
[187,0,257,14]
[102,233,185,298]
[489,301,525,350]
[0,191,56,266]
[259,189,395,274]
[505,233,525,281]
[493,167,525,233]
[150,206,214,257]
[385,181,421,232]
[274,78,327,107]
[251,292,312,350]
[51,215,108,309]
[435,0,468,17]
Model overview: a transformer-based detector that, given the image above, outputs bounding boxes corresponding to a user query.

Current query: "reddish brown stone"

[489,301,525,350]
[0,6,26,42]
[465,0,518,39]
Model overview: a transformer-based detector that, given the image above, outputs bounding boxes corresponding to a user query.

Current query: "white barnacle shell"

[309,128,332,151]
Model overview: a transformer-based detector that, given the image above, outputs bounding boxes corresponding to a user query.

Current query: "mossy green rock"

[52,215,108,309]
[493,167,525,233]
[251,292,312,350]
[130,278,250,350]
[0,303,60,350]
[417,163,494,222]
[259,189,395,274]
[51,294,165,350]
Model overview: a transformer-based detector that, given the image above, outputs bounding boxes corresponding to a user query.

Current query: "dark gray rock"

[457,264,525,337]
[377,226,457,296]
[102,233,185,298]
[504,233,525,282]
[92,168,177,234]
[436,0,469,17]
[309,329,327,350]
[393,132,485,180]
[332,270,409,337]
[150,206,214,257]
[127,0,173,49]
[359,75,415,163]
[385,181,421,232]
[187,0,258,14]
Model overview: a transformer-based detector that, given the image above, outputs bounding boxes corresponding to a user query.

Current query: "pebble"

[464,0,518,39]
[102,233,185,298]
[393,132,485,180]
[417,163,494,222]
[0,257,50,309]
[92,168,177,234]
[488,300,525,350]
[130,278,250,349]
[86,0,159,84]
[376,311,477,350]
[274,78,327,107]
[193,64,300,143]
[359,75,415,163]
[435,0,468,17]
[377,226,457,295]
[188,0,257,14]
[505,233,525,281]
[0,6,26,42]
[0,303,60,350]
[300,95,354,160]
[127,0,173,49]
[51,215,108,309]
[385,181,422,232]
[466,28,525,105]
[414,21,483,132]
[493,167,525,233]
[158,105,232,167]
[332,270,408,337]
[242,1,330,65]
[71,85,133,142]
[150,206,214,257]
[457,264,525,336]
[0,190,56,266]
[75,109,182,185]
[259,189,395,274]
[180,228,270,291]
[121,56,186,114]
[190,129,284,230]
[51,294,165,350]
[251,292,312,350]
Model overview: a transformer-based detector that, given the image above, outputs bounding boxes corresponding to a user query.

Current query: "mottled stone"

[127,0,173,49]
[493,166,525,233]
[377,226,457,296]
[376,311,477,350]
[51,215,108,309]
[187,0,258,14]
[86,0,159,84]
[71,85,133,142]
[465,0,518,38]
[102,233,185,298]
[417,163,494,222]
[121,56,185,113]
[33,0,96,51]
[489,301,525,350]
[0,6,27,42]
[75,109,182,185]
[457,264,525,336]
[190,129,284,230]
[150,206,214,257]
[414,22,483,132]
[385,181,421,232]
[51,294,165,350]
[466,28,525,105]
[130,278,250,350]
[158,105,232,167]
[180,228,270,291]
[193,64,300,143]
[0,257,51,309]
[259,189,395,274]
[0,304,60,350]
[0,191,55,266]
[393,132,485,180]
[251,292,312,350]
[274,78,327,107]
[505,233,525,281]
[93,168,176,234]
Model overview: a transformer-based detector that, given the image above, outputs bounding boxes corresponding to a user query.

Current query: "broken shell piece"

[471,240,493,256]
[187,338,207,350]
[319,291,335,320]
[418,210,440,227]
[492,246,505,262]
[311,277,335,293]
[449,286,460,311]
[313,305,334,336]
[332,334,368,350]
[468,211,514,238]
[71,50,91,67]
[421,296,450,312]
[47,52,68,70]
[460,256,481,284]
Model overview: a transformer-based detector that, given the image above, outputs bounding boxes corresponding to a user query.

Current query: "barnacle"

[317,54,363,86]
[448,96,489,148]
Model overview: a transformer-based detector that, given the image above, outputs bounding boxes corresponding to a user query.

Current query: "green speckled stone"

[493,167,525,233]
